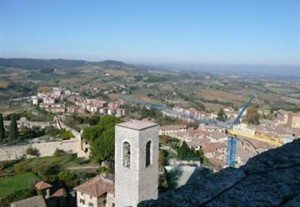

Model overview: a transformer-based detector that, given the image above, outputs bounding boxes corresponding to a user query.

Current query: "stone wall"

[0,138,88,161]
[139,139,300,207]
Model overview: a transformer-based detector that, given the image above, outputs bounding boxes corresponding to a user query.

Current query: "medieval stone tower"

[115,120,159,207]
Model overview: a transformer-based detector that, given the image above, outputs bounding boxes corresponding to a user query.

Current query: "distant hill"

[0,58,87,70]
[98,60,130,68]
[0,58,134,71]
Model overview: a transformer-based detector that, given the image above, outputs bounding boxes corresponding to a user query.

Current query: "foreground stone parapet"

[139,139,300,207]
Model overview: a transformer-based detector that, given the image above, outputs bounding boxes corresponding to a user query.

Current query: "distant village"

[28,87,300,170]
[31,87,126,117]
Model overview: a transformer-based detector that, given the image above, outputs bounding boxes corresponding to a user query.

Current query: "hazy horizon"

[1,1,299,66]
[1,56,299,78]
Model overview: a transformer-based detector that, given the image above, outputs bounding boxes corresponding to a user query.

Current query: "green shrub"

[26,147,40,157]
[59,129,73,140]
[58,170,76,187]
[13,161,31,174]
[37,164,61,181]
[54,148,67,157]
[0,188,36,206]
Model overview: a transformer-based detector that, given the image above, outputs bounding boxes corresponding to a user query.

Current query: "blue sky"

[1,0,299,65]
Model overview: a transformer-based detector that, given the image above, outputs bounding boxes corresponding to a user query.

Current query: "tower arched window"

[146,141,152,167]
[123,141,131,168]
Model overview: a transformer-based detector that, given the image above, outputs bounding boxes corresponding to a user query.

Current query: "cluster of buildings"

[161,106,242,124]
[11,180,68,207]
[158,108,300,169]
[159,124,228,169]
[11,174,115,207]
[162,107,217,121]
[31,87,126,117]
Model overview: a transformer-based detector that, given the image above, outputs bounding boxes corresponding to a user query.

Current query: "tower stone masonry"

[115,120,159,207]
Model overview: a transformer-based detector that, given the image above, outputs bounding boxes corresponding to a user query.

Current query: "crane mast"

[227,94,256,167]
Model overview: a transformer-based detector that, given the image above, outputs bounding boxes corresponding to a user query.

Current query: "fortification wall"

[0,138,89,161]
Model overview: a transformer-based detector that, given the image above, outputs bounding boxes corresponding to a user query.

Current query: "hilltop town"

[2,0,300,206]
[0,58,299,206]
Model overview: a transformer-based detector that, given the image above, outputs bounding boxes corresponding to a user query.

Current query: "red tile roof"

[51,188,65,197]
[35,181,52,190]
[75,174,114,198]
[11,195,47,207]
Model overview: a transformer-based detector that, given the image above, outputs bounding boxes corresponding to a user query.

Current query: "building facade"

[75,174,115,207]
[288,113,300,129]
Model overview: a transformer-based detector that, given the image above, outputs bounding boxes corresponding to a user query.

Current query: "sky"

[0,0,300,66]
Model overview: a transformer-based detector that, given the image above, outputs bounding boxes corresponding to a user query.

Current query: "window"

[88,202,93,207]
[123,141,131,168]
[146,141,151,167]
[80,199,85,204]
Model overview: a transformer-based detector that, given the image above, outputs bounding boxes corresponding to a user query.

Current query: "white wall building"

[75,174,115,207]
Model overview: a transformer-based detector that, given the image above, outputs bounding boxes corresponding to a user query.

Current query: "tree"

[177,141,191,160]
[54,148,67,157]
[9,114,19,140]
[159,135,170,144]
[58,170,76,187]
[217,109,227,122]
[59,129,73,140]
[177,141,206,161]
[158,150,168,171]
[82,115,120,164]
[245,106,260,125]
[26,147,40,157]
[0,113,4,140]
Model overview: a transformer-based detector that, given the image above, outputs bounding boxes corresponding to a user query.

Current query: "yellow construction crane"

[227,127,283,146]
[226,94,283,167]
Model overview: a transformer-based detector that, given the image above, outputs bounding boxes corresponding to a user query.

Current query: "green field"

[0,173,38,198]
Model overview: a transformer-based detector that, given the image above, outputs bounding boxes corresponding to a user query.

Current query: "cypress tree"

[217,109,227,122]
[9,114,19,139]
[0,113,4,140]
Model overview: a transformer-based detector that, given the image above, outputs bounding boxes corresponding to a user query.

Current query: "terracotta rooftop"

[117,120,157,131]
[202,143,223,154]
[35,181,52,190]
[10,195,47,207]
[51,188,65,197]
[75,174,114,198]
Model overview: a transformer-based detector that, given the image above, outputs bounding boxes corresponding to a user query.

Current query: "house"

[47,188,67,207]
[159,125,187,136]
[31,96,39,105]
[288,112,300,129]
[277,110,291,123]
[35,180,52,198]
[75,174,115,207]
[11,195,47,207]
[11,181,68,207]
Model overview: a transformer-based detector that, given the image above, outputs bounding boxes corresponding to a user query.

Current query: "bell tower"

[115,120,159,207]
